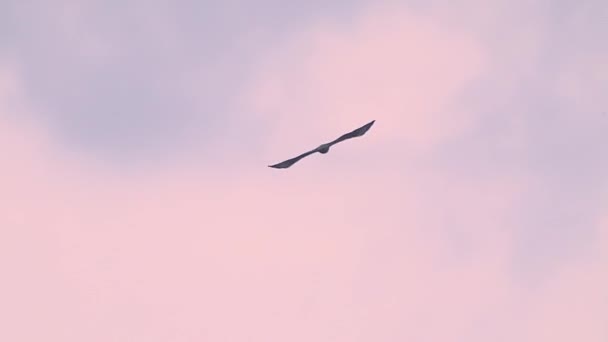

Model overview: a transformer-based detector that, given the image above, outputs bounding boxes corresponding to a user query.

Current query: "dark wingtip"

[364,120,376,131]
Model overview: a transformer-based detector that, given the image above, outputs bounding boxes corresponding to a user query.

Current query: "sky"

[1,0,607,341]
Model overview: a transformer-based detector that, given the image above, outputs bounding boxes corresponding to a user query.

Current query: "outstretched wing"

[268,148,318,169]
[268,120,375,169]
[327,120,375,147]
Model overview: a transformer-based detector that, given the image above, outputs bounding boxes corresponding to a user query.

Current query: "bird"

[268,120,375,169]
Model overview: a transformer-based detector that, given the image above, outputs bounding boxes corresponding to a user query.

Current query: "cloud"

[1,0,370,162]
[0,112,520,342]
[243,3,487,158]
[2,49,514,341]
[516,215,608,342]
[1,2,608,341]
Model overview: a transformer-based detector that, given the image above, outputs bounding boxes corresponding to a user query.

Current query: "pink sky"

[1,1,607,341]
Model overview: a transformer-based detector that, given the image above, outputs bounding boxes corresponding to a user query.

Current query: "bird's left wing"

[268,148,318,169]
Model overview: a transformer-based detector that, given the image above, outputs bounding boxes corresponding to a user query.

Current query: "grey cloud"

[1,0,365,163]
[426,0,608,282]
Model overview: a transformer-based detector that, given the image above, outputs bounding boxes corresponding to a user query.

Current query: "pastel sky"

[1,0,607,341]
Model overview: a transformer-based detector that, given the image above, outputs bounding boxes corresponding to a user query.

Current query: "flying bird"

[268,120,375,169]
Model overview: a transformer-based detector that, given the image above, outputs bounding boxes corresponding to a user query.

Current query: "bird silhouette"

[268,120,375,169]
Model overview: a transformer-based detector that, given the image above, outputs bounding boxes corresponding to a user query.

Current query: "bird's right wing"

[268,148,318,169]
[328,120,375,146]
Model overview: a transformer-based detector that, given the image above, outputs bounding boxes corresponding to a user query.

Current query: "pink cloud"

[243,4,487,159]
[517,216,608,342]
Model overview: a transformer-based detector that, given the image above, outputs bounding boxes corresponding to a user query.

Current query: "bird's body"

[268,120,375,169]
[317,144,331,154]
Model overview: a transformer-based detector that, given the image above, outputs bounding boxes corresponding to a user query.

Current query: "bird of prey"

[268,120,375,169]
